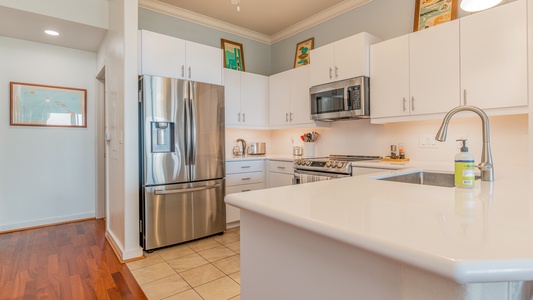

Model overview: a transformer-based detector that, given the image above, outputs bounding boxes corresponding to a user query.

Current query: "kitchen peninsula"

[225,167,533,299]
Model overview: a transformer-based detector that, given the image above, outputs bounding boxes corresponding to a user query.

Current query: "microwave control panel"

[348,85,361,110]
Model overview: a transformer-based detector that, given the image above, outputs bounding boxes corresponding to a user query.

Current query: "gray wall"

[271,0,415,74]
[140,0,516,76]
[139,8,272,76]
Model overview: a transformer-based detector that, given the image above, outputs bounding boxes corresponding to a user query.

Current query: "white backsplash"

[226,114,529,168]
[225,128,272,157]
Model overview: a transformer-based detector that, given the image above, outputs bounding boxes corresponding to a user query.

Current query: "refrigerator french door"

[139,75,226,251]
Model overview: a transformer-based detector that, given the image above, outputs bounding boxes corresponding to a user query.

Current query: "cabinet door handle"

[243,113,246,123]
[411,97,415,111]
[241,177,251,181]
[241,166,251,169]
[402,98,407,112]
[329,67,332,80]
[277,166,286,169]
[290,112,293,121]
[181,65,185,78]
[286,113,289,122]
[188,66,191,78]
[241,189,251,192]
[335,66,338,79]
[463,89,467,105]
[238,112,241,122]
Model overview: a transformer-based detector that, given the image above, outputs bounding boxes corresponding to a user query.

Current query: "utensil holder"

[303,142,315,157]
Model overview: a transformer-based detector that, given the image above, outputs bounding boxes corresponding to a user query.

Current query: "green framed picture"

[221,39,245,71]
[294,38,314,68]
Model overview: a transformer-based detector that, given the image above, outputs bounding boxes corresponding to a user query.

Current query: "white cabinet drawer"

[226,160,264,174]
[226,183,264,194]
[269,160,293,175]
[227,172,264,186]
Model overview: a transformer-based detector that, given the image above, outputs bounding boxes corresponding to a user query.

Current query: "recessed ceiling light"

[44,30,59,36]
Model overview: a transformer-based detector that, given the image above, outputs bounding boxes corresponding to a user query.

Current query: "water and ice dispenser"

[151,121,175,153]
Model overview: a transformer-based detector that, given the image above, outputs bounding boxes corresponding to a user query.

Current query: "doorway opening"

[96,66,107,220]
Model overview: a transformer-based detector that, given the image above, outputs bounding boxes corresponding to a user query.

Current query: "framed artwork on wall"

[221,39,245,71]
[10,82,87,128]
[294,38,314,68]
[413,0,458,31]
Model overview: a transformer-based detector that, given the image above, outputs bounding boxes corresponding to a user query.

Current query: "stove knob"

[325,161,332,167]
[306,161,312,166]
[337,162,345,168]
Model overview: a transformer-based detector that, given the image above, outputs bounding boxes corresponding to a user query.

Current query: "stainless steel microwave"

[310,76,369,121]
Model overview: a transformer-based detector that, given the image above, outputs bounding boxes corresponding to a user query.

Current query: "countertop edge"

[224,170,533,284]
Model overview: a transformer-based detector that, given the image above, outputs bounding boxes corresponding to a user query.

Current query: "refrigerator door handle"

[184,94,191,167]
[189,88,197,167]
[153,183,221,195]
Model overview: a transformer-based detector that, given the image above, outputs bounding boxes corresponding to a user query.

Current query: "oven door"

[293,169,350,184]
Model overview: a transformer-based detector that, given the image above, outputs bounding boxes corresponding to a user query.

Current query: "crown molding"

[139,0,373,45]
[270,0,372,43]
[139,0,271,44]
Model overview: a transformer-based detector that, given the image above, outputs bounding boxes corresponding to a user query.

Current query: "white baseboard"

[0,212,95,232]
[106,228,144,262]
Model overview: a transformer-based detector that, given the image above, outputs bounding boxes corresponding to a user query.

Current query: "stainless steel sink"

[376,171,479,188]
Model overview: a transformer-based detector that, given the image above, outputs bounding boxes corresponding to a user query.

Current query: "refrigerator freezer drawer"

[142,179,226,250]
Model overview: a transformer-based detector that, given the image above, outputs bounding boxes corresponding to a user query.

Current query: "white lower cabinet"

[268,160,294,188]
[225,160,265,224]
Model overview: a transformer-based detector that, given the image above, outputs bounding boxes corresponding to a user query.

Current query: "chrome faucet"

[435,105,494,182]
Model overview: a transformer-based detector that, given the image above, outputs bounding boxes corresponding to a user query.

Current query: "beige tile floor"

[127,227,241,300]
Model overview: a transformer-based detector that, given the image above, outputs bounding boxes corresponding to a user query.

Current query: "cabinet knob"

[181,65,185,77]
[402,98,407,112]
[329,67,332,79]
[290,112,293,122]
[335,66,338,79]
[188,66,191,78]
[411,97,415,111]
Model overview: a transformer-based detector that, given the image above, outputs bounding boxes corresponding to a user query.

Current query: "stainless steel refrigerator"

[139,75,226,251]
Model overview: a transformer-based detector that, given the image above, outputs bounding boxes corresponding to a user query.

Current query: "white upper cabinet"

[310,32,381,87]
[269,70,291,126]
[269,65,313,127]
[371,20,460,120]
[224,69,268,128]
[460,0,527,110]
[289,66,313,125]
[370,35,410,119]
[139,30,222,85]
[185,41,223,86]
[409,20,460,115]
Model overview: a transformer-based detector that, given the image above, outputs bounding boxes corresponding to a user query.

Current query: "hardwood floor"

[0,219,147,300]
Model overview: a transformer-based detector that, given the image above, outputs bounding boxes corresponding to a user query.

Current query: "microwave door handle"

[343,87,349,111]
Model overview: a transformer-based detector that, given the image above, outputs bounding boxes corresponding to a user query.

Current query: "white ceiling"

[0,0,371,52]
[0,6,106,52]
[140,0,373,43]
[156,0,349,36]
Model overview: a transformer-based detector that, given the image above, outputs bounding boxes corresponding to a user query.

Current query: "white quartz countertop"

[225,165,533,283]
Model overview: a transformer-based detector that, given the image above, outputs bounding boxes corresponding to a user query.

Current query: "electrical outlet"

[419,135,438,148]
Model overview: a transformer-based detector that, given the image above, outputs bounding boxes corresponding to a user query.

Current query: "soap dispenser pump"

[455,139,475,189]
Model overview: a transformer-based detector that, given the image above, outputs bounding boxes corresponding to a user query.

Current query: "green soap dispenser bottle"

[454,139,475,189]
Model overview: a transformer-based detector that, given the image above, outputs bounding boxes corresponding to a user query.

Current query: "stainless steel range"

[293,155,381,184]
